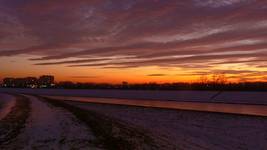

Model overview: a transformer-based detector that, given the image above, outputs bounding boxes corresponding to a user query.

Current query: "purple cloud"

[1,0,267,76]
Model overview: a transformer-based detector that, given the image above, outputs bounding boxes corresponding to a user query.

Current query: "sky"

[1,0,267,83]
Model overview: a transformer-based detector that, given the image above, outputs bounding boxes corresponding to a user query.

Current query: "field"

[1,88,267,104]
[0,89,267,149]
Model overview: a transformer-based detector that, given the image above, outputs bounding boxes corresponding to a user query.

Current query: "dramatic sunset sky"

[1,0,267,83]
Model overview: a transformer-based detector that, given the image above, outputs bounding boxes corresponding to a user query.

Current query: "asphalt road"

[45,96,267,117]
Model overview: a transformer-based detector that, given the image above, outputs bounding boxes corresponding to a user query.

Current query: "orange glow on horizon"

[1,56,267,84]
[1,1,267,85]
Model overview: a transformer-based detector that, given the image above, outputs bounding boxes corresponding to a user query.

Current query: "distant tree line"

[54,81,267,91]
[55,74,267,91]
[2,74,267,91]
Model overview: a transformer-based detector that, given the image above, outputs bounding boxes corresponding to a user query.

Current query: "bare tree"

[199,75,209,84]
[212,73,227,85]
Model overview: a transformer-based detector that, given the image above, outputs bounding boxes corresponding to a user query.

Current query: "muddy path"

[40,96,175,150]
[1,95,101,150]
[0,94,30,146]
[0,93,17,120]
[1,94,175,150]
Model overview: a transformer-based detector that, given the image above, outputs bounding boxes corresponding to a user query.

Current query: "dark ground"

[61,100,267,150]
[0,94,30,146]
[41,96,174,150]
[1,93,267,150]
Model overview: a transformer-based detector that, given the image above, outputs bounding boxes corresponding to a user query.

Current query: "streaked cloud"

[70,76,99,79]
[1,0,267,81]
[194,0,249,8]
[147,74,167,77]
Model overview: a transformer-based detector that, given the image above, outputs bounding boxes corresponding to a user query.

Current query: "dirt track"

[1,93,267,150]
[62,100,267,150]
[0,94,101,149]
[41,96,174,150]
[0,94,30,146]
[0,94,172,150]
[45,95,267,116]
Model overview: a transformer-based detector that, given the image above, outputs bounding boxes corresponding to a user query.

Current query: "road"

[0,94,173,150]
[1,93,267,150]
[0,94,100,150]
[0,93,16,120]
[45,96,267,117]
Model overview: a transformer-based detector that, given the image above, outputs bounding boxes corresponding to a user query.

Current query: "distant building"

[25,77,38,88]
[3,78,15,87]
[13,78,27,87]
[38,75,55,88]
[2,75,55,88]
[122,81,129,88]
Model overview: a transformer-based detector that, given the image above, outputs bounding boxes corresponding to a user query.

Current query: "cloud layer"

[1,0,267,80]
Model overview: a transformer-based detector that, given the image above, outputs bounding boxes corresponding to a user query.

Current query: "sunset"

[1,1,267,150]
[1,0,267,83]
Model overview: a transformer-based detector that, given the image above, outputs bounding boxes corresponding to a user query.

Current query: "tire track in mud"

[0,93,16,120]
[0,94,30,146]
[2,95,101,150]
[40,96,176,150]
